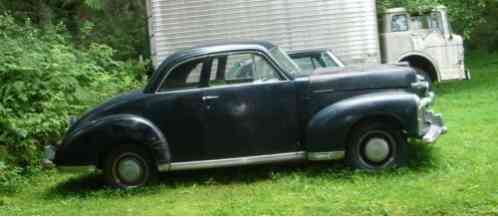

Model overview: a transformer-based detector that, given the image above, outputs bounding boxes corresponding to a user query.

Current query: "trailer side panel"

[147,0,381,68]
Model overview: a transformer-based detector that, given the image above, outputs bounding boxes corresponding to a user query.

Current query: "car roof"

[168,40,276,59]
[190,40,276,51]
[288,49,329,56]
[145,40,277,93]
[158,40,276,69]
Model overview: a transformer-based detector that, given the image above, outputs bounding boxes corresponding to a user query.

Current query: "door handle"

[202,95,219,101]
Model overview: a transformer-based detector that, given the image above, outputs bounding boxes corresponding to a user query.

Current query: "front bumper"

[414,92,448,144]
[41,145,57,169]
[419,112,447,144]
[41,145,96,172]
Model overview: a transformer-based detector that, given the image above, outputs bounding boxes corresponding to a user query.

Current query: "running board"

[158,151,345,172]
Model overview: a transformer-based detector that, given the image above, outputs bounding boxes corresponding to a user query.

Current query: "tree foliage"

[0,0,149,60]
[468,0,498,50]
[84,0,104,10]
[0,14,147,190]
[82,0,149,60]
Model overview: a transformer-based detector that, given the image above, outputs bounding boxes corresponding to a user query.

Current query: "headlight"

[416,74,425,81]
[416,92,436,135]
[411,80,430,96]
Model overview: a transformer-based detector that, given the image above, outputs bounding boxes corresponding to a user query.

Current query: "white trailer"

[146,0,469,82]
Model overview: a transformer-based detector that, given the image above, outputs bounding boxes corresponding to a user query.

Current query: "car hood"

[309,64,417,92]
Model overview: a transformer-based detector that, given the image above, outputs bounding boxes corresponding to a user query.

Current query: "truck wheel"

[103,145,156,189]
[347,122,407,171]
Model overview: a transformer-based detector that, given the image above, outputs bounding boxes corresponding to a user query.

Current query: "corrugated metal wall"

[147,0,381,68]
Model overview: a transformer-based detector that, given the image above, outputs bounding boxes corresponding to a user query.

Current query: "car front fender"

[305,91,419,153]
[55,114,170,167]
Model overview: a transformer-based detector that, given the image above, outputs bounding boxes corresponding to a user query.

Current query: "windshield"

[270,47,302,77]
[289,51,344,75]
[412,12,445,33]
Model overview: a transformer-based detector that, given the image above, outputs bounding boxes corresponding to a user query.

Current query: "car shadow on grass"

[44,162,341,200]
[44,143,437,199]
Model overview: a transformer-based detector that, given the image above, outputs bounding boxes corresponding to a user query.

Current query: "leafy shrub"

[0,161,25,192]
[0,14,148,187]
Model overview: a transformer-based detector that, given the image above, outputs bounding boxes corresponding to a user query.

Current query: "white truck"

[145,0,470,83]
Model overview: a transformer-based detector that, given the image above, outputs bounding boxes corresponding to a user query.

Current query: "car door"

[146,57,210,162]
[201,51,300,160]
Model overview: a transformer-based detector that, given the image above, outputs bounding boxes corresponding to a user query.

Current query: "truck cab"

[381,6,471,83]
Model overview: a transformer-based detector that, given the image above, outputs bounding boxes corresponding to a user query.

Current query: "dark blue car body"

[43,41,446,188]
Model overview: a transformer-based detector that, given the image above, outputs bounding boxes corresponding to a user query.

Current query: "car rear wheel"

[347,122,407,171]
[103,145,156,189]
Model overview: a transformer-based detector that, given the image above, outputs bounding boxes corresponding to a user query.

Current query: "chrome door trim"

[158,152,306,172]
[313,88,335,94]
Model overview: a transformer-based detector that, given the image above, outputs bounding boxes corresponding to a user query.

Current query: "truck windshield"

[270,47,302,78]
[412,12,444,33]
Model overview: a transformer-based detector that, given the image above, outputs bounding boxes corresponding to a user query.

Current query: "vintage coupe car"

[288,49,345,74]
[43,41,447,188]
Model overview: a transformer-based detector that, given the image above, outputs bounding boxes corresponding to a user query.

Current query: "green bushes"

[0,14,147,190]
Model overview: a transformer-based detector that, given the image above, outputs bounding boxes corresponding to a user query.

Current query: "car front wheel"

[347,122,407,171]
[103,145,156,189]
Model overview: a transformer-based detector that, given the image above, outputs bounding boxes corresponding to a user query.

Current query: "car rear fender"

[59,114,170,167]
[305,91,419,152]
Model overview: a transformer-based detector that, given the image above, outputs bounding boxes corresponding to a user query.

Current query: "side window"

[254,55,280,81]
[429,12,444,33]
[311,57,324,68]
[392,14,409,32]
[209,53,280,87]
[412,15,430,30]
[291,57,315,73]
[160,59,204,91]
[320,53,339,67]
[226,54,255,81]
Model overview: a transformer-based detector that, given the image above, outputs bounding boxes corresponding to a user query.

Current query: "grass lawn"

[1,52,498,215]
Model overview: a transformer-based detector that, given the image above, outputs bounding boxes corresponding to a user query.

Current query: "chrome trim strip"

[158,152,306,172]
[57,166,96,173]
[307,151,345,161]
[313,88,335,94]
[418,92,435,110]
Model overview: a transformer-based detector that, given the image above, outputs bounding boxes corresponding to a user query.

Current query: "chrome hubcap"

[364,137,390,163]
[117,157,143,184]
